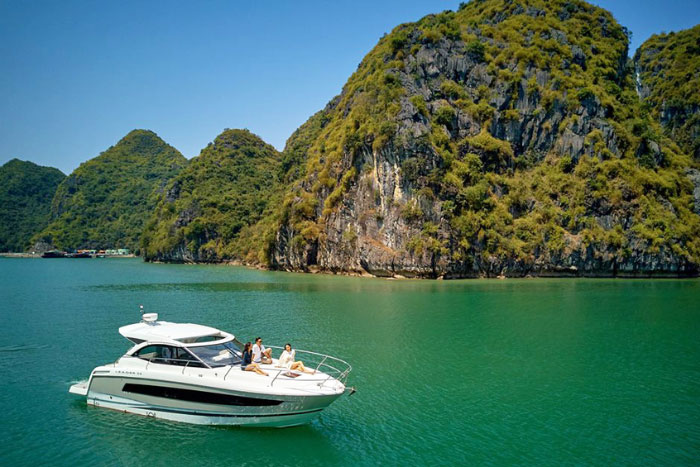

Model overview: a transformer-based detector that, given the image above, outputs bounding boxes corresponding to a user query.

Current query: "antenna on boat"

[140,304,158,324]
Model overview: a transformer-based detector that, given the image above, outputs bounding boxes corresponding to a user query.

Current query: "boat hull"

[75,374,343,427]
[85,394,328,427]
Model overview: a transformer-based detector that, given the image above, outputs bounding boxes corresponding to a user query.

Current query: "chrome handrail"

[270,370,283,387]
[264,345,353,387]
[139,356,209,368]
[314,355,328,373]
[265,367,346,388]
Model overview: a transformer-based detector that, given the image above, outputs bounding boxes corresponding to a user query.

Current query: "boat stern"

[69,380,89,396]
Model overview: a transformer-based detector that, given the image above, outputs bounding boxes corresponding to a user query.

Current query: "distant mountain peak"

[32,131,187,251]
[141,130,282,263]
[210,129,279,157]
[0,160,65,252]
[2,158,64,173]
[122,128,160,139]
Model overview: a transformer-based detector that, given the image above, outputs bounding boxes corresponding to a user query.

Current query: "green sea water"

[0,258,698,466]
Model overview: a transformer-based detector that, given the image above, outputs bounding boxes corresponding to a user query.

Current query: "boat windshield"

[187,341,242,368]
[178,334,224,344]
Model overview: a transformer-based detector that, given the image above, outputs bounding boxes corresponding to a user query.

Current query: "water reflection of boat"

[41,250,66,258]
[69,312,354,427]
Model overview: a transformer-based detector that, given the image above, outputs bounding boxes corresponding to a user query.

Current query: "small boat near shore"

[41,251,93,258]
[69,311,354,427]
[68,251,92,258]
[41,250,66,258]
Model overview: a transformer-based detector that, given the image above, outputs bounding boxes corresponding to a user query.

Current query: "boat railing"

[121,344,351,387]
[264,345,352,388]
[126,354,242,375]
[140,356,208,371]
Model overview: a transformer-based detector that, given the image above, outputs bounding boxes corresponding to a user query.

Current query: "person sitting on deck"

[252,337,272,365]
[241,342,268,376]
[277,343,315,374]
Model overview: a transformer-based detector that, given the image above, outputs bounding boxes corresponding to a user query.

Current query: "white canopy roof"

[119,320,232,344]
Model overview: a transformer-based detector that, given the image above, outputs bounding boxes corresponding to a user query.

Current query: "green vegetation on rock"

[635,24,700,159]
[0,159,65,252]
[141,129,283,263]
[261,0,700,277]
[8,0,699,278]
[33,130,186,252]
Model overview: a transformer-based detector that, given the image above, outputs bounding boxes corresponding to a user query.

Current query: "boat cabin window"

[178,334,222,344]
[134,345,205,367]
[187,341,242,368]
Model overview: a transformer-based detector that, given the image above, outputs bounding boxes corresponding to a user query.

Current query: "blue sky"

[1,0,698,174]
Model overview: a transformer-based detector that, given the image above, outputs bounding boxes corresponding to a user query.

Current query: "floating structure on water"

[41,250,67,258]
[40,248,131,258]
[69,310,354,427]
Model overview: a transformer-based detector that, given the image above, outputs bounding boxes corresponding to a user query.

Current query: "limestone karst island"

[3,1,700,466]
[2,0,699,279]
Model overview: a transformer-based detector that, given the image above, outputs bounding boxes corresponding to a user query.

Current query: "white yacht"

[69,312,353,427]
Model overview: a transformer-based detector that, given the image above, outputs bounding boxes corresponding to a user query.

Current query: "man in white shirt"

[252,337,272,364]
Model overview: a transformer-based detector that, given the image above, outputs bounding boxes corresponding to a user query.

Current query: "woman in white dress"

[277,343,315,374]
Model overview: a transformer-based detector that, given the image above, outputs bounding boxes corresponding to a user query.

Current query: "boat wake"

[0,344,49,352]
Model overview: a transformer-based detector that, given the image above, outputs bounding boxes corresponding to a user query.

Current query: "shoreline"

[146,258,700,280]
[0,253,137,259]
[3,252,696,279]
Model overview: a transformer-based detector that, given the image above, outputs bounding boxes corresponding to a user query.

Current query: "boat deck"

[69,380,88,396]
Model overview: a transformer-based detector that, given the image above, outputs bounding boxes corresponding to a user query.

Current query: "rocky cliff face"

[268,0,700,277]
[635,24,700,160]
[34,130,186,251]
